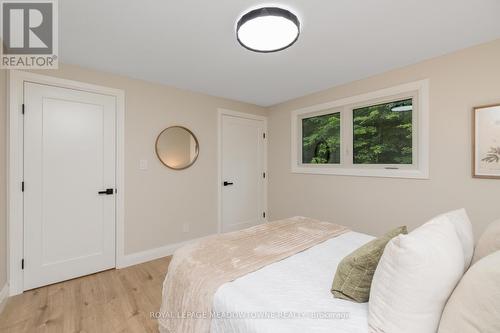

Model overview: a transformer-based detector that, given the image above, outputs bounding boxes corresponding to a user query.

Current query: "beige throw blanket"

[158,216,348,333]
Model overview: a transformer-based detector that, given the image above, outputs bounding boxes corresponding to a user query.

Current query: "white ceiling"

[60,0,500,106]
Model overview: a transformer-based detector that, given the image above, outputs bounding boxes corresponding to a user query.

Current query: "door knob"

[223,181,234,186]
[98,188,114,195]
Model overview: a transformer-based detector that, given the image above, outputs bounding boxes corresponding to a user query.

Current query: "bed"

[158,217,353,333]
[160,212,500,333]
[210,231,374,333]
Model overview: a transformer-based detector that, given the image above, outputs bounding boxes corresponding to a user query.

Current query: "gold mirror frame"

[155,126,200,170]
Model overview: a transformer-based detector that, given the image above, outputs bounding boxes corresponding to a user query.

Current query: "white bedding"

[210,231,374,333]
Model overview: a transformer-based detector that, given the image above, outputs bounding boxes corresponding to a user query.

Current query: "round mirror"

[155,126,199,170]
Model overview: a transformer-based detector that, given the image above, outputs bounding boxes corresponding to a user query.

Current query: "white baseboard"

[117,238,200,269]
[0,284,9,314]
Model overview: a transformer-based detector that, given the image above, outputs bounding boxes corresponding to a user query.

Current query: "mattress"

[210,231,374,333]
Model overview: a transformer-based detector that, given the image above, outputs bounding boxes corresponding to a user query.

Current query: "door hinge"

[21,259,24,270]
[22,104,25,115]
[263,212,266,218]
[21,181,24,192]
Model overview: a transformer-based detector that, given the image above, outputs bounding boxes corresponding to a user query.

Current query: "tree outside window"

[353,99,413,164]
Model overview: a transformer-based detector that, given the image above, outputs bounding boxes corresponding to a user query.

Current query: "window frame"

[299,107,343,166]
[291,80,429,179]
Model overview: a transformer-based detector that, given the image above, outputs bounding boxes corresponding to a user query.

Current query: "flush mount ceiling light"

[236,7,300,53]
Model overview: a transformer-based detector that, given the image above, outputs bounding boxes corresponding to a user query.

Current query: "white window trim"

[291,79,429,179]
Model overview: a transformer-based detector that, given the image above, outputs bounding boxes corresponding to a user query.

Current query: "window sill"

[291,166,429,179]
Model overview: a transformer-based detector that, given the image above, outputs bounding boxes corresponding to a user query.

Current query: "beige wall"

[0,64,266,274]
[2,39,500,288]
[0,70,6,288]
[267,39,500,238]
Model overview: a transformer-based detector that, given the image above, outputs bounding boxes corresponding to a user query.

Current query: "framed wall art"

[473,104,500,179]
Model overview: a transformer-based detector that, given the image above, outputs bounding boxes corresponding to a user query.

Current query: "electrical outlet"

[182,223,190,233]
[139,159,148,170]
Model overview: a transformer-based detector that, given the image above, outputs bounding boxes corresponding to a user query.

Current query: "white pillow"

[438,208,474,269]
[368,214,466,333]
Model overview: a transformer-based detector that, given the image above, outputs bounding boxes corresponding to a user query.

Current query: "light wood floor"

[0,257,171,333]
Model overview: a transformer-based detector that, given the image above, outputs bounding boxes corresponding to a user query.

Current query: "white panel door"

[24,82,116,290]
[221,115,265,232]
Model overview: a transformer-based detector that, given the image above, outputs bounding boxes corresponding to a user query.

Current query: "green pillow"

[331,226,407,303]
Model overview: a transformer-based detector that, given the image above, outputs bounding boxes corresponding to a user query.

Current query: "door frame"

[7,70,125,296]
[217,109,268,233]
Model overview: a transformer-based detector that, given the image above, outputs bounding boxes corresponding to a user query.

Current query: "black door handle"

[223,181,234,186]
[98,188,114,195]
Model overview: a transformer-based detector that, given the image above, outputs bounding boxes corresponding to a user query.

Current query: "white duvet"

[210,231,374,333]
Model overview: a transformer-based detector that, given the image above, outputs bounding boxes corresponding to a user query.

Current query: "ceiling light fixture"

[236,7,300,53]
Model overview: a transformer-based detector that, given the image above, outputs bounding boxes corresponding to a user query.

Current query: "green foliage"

[301,99,413,165]
[353,99,413,164]
[302,112,341,164]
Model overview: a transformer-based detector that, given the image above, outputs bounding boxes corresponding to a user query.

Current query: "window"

[302,112,341,164]
[353,98,412,165]
[291,80,429,178]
